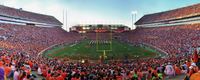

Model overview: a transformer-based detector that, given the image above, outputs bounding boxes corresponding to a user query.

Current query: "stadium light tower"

[63,8,68,31]
[131,11,137,29]
[66,8,68,31]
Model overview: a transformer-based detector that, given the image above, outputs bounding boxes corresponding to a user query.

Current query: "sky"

[0,0,200,31]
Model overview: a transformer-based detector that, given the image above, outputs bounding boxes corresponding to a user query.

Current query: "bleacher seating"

[0,5,62,25]
[0,23,82,55]
[135,3,200,25]
[84,32,113,40]
[120,23,200,55]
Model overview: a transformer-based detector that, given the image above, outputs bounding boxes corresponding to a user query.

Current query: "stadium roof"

[135,3,200,25]
[0,5,62,25]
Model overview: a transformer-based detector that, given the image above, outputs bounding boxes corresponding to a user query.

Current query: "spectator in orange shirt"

[49,73,56,80]
[174,64,181,75]
[61,70,67,78]
[4,64,11,78]
[56,74,65,80]
[190,62,200,80]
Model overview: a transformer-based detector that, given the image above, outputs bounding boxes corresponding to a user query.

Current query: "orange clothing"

[42,69,47,77]
[49,77,56,80]
[28,61,33,68]
[186,62,191,67]
[174,66,181,75]
[116,76,122,80]
[56,75,65,80]
[0,61,3,66]
[4,66,11,76]
[153,70,158,77]
[46,73,51,80]
[61,72,67,78]
[190,72,200,80]
[192,49,198,63]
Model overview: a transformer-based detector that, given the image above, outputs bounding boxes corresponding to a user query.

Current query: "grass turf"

[43,40,159,60]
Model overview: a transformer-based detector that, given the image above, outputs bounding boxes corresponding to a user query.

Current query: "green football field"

[43,40,159,60]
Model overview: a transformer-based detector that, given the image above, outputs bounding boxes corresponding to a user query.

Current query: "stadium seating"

[84,32,113,40]
[120,23,200,55]
[1,3,200,80]
[0,23,82,55]
[0,5,61,25]
[135,3,200,24]
[0,23,197,80]
[0,47,190,80]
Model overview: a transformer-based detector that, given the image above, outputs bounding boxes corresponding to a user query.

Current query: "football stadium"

[0,0,200,80]
[42,24,160,60]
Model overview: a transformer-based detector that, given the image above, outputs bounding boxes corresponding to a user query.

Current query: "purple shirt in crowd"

[0,68,4,80]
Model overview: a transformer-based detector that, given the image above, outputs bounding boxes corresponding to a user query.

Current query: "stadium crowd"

[135,3,200,25]
[0,48,200,80]
[120,23,200,56]
[0,23,82,54]
[0,23,200,80]
[0,5,61,25]
[84,32,112,40]
[1,2,200,80]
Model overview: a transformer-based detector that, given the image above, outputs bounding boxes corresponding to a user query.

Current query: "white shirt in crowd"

[13,70,20,80]
[37,67,42,75]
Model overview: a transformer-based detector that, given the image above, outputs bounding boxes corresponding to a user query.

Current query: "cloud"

[0,0,133,30]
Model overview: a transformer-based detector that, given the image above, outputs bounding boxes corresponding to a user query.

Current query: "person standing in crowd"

[13,68,20,80]
[190,62,200,80]
[164,62,175,78]
[0,61,4,80]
